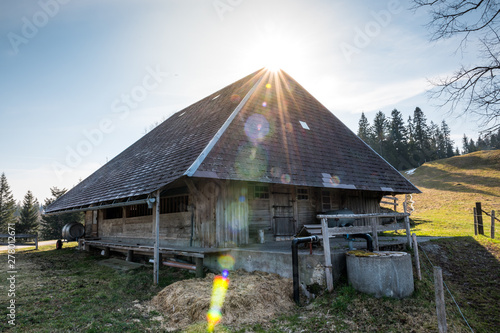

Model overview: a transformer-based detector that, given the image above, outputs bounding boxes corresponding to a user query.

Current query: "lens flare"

[330,175,341,185]
[207,255,235,332]
[207,275,229,332]
[266,83,271,89]
[244,114,270,142]
[218,255,235,270]
[235,144,269,179]
[281,173,291,184]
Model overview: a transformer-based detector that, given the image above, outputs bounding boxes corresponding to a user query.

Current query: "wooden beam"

[403,202,412,249]
[370,217,379,251]
[412,233,422,281]
[321,218,334,292]
[153,190,160,285]
[317,212,409,219]
[184,178,209,202]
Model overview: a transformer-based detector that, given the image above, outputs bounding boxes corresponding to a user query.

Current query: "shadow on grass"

[419,236,500,333]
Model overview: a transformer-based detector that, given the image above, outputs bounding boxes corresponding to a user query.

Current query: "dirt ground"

[151,269,295,330]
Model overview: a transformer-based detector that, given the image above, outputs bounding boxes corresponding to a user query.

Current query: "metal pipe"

[349,233,374,252]
[148,258,196,270]
[292,235,319,306]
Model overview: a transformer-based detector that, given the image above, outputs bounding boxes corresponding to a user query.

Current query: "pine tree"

[40,187,84,240]
[387,109,410,169]
[372,111,388,156]
[357,112,372,144]
[0,173,17,233]
[17,191,40,234]
[441,120,455,157]
[462,134,469,154]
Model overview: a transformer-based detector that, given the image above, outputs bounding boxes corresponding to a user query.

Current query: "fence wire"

[418,245,475,333]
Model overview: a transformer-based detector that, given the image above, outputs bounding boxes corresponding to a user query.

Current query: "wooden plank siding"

[216,180,249,247]
[91,179,386,248]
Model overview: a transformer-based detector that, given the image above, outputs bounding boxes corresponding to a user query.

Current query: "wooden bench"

[0,234,38,250]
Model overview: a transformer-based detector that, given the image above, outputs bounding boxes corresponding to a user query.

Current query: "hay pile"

[151,270,295,329]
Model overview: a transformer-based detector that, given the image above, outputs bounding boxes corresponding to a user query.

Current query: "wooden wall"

[93,179,384,247]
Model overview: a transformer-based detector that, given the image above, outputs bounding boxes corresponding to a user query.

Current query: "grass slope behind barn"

[401,150,500,237]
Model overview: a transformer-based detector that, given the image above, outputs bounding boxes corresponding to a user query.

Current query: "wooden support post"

[370,217,379,251]
[434,266,447,333]
[153,190,160,285]
[476,202,484,235]
[491,210,496,239]
[403,202,412,249]
[412,233,421,281]
[126,250,134,262]
[35,234,38,250]
[473,207,478,235]
[321,218,333,292]
[195,257,204,278]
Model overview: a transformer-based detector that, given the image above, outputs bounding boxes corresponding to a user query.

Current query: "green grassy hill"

[403,150,500,236]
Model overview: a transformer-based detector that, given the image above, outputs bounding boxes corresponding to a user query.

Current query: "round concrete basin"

[346,251,414,298]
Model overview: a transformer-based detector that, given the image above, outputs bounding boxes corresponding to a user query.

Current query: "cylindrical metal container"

[62,222,85,241]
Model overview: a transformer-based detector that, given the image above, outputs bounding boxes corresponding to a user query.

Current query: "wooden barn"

[45,68,419,281]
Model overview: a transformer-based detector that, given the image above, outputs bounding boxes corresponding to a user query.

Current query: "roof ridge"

[184,70,266,177]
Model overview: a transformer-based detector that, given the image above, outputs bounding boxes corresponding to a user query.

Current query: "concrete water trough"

[346,251,414,298]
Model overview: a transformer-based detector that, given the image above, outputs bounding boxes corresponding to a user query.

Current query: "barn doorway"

[272,190,296,236]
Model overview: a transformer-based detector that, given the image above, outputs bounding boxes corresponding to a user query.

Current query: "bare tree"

[413,0,500,133]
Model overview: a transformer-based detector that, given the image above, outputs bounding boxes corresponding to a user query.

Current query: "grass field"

[396,150,500,237]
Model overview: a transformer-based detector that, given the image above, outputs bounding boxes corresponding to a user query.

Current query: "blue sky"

[0,0,484,203]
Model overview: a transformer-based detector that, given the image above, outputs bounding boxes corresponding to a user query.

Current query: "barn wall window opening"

[160,195,189,214]
[253,185,270,199]
[104,206,123,219]
[297,188,309,200]
[126,204,152,218]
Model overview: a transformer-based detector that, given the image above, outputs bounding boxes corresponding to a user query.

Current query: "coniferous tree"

[0,173,17,233]
[357,112,372,144]
[462,134,470,154]
[441,120,455,157]
[387,109,410,169]
[17,191,40,234]
[412,107,435,165]
[40,187,84,240]
[372,111,388,156]
[468,138,477,152]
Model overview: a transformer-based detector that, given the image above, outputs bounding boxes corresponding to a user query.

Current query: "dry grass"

[151,270,295,330]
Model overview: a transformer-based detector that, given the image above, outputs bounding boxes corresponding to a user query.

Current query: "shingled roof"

[46,68,419,213]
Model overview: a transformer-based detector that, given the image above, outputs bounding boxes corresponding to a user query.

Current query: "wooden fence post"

[412,233,421,281]
[321,218,334,292]
[492,210,496,240]
[473,207,478,235]
[403,202,412,249]
[434,266,447,333]
[476,202,484,235]
[370,217,379,251]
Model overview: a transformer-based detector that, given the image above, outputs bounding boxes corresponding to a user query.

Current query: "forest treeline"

[357,107,500,170]
[0,173,83,240]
